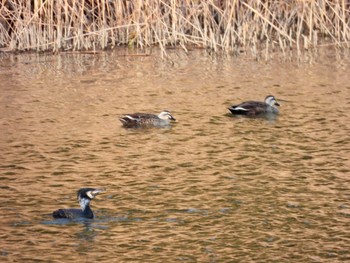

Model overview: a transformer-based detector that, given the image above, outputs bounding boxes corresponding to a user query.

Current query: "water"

[0,49,349,262]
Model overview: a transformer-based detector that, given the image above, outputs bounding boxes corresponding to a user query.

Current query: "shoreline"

[1,0,349,57]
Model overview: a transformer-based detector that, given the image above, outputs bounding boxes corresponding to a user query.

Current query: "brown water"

[0,49,349,262]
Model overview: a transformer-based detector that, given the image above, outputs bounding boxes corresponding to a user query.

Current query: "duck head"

[158,111,176,121]
[265,95,280,107]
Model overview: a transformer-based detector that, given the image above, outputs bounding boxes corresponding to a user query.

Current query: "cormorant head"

[77,188,105,210]
[158,111,176,121]
[265,95,280,107]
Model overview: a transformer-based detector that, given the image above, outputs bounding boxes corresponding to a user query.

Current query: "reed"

[0,0,349,56]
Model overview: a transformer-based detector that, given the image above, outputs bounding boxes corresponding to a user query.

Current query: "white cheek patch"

[87,191,94,199]
[79,197,90,210]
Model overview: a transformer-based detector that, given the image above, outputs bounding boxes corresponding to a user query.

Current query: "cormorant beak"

[93,188,105,195]
[88,188,106,199]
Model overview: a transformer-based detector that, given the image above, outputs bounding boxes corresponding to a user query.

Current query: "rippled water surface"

[1,49,349,262]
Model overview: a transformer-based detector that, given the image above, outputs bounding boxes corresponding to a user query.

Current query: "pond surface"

[0,49,349,262]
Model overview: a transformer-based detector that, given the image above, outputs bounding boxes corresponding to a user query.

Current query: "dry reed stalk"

[0,0,349,57]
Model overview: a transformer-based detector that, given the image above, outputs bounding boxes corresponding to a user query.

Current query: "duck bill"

[170,116,176,121]
[275,102,280,107]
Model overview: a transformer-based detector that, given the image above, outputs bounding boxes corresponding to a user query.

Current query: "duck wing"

[119,113,158,127]
[228,101,267,115]
[126,113,158,119]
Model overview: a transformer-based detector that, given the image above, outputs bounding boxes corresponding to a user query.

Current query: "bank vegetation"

[0,0,349,57]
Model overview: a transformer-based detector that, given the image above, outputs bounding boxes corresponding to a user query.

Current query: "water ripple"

[0,50,349,262]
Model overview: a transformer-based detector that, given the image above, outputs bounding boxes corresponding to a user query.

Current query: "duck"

[119,111,176,128]
[228,95,280,116]
[52,188,105,219]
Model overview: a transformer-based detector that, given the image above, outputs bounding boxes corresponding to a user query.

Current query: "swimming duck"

[119,111,176,128]
[228,95,280,116]
[52,188,105,219]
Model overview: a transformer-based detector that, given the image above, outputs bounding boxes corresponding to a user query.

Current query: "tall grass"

[0,0,349,56]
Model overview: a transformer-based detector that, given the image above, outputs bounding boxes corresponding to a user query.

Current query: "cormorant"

[52,188,105,219]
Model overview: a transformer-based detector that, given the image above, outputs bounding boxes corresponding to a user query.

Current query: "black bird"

[52,188,105,219]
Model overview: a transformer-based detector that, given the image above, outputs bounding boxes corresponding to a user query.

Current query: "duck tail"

[119,115,139,127]
[119,117,128,124]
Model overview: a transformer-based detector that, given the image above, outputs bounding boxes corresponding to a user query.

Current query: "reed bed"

[0,0,349,56]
